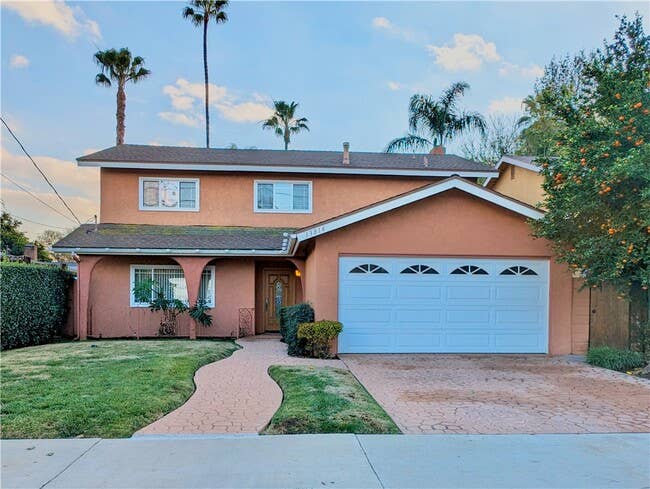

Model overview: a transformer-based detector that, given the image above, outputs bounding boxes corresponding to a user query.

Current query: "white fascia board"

[294,178,544,243]
[78,160,498,179]
[484,156,540,187]
[51,247,289,256]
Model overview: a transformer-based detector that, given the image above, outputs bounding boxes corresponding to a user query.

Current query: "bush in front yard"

[1,262,73,350]
[586,346,646,372]
[297,320,343,359]
[279,303,314,356]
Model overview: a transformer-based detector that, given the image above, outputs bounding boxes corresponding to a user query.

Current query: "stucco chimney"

[23,243,37,263]
[430,145,445,155]
[342,142,350,165]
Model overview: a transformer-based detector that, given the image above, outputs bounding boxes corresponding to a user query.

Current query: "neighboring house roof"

[54,178,542,256]
[483,155,540,187]
[289,177,544,253]
[77,144,497,178]
[52,224,295,255]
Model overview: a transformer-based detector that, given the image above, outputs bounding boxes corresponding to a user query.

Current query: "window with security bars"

[131,265,214,307]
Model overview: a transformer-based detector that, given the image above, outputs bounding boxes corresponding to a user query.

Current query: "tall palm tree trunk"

[284,123,290,150]
[203,18,210,148]
[116,80,126,145]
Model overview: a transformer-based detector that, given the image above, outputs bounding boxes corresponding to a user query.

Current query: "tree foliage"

[386,82,485,153]
[462,115,522,166]
[1,211,28,255]
[532,14,650,293]
[262,101,309,150]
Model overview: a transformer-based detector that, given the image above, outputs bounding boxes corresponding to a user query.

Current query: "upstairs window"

[255,181,312,213]
[140,178,199,211]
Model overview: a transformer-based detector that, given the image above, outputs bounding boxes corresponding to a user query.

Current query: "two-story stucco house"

[53,144,589,355]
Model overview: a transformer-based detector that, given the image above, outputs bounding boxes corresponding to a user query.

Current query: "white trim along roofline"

[288,177,544,254]
[53,178,542,257]
[483,155,541,187]
[78,160,498,179]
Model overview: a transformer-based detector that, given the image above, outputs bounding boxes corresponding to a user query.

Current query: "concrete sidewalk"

[2,433,648,489]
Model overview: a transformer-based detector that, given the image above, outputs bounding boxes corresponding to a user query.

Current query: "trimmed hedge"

[586,346,646,372]
[1,262,73,350]
[298,320,343,359]
[279,303,314,356]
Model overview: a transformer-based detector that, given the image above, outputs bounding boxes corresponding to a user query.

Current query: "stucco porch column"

[172,256,214,339]
[76,255,104,340]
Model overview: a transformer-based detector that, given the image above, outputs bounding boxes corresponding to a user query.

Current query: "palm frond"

[95,73,111,87]
[439,81,470,112]
[385,133,432,153]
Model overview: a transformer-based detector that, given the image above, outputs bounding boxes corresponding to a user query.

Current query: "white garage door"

[338,257,549,353]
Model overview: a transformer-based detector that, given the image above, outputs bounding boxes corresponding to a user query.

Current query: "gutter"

[51,247,291,257]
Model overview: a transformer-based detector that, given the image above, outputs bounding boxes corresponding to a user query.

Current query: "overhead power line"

[6,212,69,231]
[1,117,81,224]
[1,172,78,224]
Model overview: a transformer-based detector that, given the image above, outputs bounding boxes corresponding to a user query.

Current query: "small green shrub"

[1,262,73,350]
[279,303,314,356]
[586,346,646,372]
[297,320,343,359]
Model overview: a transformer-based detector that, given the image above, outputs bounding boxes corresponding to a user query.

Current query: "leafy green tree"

[183,0,229,148]
[94,48,151,145]
[532,14,650,296]
[386,82,485,153]
[262,101,309,150]
[1,212,28,256]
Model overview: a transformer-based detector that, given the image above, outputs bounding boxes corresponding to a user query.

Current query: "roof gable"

[483,155,540,186]
[290,177,544,249]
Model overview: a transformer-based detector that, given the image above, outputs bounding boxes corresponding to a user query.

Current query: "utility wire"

[1,117,82,224]
[1,172,78,224]
[6,213,69,230]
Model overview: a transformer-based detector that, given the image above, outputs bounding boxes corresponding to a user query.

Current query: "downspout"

[72,252,81,340]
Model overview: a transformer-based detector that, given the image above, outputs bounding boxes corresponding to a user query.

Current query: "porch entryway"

[255,262,303,334]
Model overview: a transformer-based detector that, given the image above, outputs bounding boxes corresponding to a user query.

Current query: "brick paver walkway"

[342,354,650,434]
[137,335,345,435]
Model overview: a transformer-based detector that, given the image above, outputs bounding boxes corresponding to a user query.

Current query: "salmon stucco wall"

[303,189,587,355]
[87,256,255,338]
[491,165,545,208]
[99,168,440,228]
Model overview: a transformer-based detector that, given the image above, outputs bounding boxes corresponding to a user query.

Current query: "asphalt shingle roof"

[78,144,492,173]
[503,155,539,165]
[52,224,294,251]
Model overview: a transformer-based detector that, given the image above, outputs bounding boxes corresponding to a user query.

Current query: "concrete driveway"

[341,354,650,434]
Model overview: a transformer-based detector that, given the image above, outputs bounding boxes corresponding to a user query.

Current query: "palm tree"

[262,101,309,150]
[94,48,150,145]
[183,0,229,148]
[386,82,486,153]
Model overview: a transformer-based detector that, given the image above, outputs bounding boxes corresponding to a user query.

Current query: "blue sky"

[1,1,648,236]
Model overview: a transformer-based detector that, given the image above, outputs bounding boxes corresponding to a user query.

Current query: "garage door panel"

[446,286,491,301]
[396,285,442,300]
[338,257,549,354]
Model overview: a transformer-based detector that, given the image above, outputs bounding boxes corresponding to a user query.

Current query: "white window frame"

[138,177,200,212]
[253,180,312,214]
[129,264,215,308]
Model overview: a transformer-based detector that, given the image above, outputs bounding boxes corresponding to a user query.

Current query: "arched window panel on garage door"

[500,266,538,276]
[349,264,389,274]
[400,264,439,275]
[450,265,489,275]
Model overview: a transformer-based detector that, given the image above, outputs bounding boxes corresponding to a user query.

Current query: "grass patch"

[263,365,400,435]
[586,346,646,372]
[1,339,238,438]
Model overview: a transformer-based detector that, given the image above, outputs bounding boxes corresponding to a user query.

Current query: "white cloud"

[499,61,543,79]
[371,16,421,43]
[0,146,99,236]
[387,81,403,91]
[160,78,273,124]
[427,33,500,71]
[9,54,29,69]
[2,0,101,41]
[487,96,524,114]
[158,111,202,127]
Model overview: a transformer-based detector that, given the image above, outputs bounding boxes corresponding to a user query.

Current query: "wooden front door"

[262,268,295,332]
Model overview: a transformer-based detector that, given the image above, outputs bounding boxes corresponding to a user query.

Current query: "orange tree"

[532,15,649,296]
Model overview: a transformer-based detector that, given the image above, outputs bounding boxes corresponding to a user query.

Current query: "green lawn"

[1,339,238,439]
[263,365,400,435]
